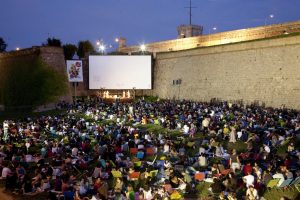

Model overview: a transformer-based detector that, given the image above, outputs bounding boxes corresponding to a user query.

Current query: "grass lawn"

[0,109,67,123]
[263,186,300,200]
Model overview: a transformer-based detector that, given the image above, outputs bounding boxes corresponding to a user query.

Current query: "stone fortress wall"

[119,20,300,53]
[141,34,300,109]
[1,21,300,109]
[0,46,72,107]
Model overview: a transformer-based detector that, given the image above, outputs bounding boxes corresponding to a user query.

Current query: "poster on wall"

[66,60,83,82]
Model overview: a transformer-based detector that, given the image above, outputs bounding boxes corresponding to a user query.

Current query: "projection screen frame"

[89,55,152,90]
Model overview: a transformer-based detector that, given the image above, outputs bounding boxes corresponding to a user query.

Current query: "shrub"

[1,59,67,111]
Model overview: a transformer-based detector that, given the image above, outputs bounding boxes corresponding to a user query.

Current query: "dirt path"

[0,188,14,200]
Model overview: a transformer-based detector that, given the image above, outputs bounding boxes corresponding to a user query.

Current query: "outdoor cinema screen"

[89,55,152,89]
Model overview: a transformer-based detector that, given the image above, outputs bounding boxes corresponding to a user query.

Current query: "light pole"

[99,44,105,54]
[264,14,274,26]
[115,38,120,52]
[208,27,217,35]
[208,27,217,45]
[96,40,106,54]
[140,44,146,54]
[264,14,274,38]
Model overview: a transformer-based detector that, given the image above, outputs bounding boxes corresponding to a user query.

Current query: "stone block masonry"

[143,35,300,109]
[119,20,300,54]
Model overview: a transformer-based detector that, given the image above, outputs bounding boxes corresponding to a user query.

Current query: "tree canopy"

[45,37,62,47]
[63,44,78,60]
[77,40,95,58]
[0,37,7,52]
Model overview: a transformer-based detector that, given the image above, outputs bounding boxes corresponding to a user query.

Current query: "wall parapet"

[0,46,63,59]
[119,20,300,53]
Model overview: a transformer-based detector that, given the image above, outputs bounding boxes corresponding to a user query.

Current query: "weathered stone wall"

[143,35,300,109]
[120,20,300,53]
[0,46,72,106]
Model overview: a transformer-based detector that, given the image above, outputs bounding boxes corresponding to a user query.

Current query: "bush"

[1,59,67,111]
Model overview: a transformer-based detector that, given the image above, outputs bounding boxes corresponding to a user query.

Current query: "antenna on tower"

[178,0,202,38]
[185,0,197,25]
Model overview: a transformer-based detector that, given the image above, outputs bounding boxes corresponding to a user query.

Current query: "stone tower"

[177,24,203,38]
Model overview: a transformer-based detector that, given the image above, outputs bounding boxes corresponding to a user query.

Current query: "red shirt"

[243,164,253,175]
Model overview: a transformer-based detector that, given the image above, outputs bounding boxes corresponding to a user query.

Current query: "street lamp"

[208,27,217,46]
[16,47,20,51]
[208,27,217,35]
[264,14,274,26]
[140,44,146,53]
[99,44,105,54]
[264,14,274,38]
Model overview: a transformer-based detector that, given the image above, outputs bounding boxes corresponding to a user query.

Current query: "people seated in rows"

[0,98,299,200]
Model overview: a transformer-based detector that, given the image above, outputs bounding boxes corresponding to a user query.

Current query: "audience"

[0,98,299,200]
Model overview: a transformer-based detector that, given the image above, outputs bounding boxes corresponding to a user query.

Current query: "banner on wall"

[66,60,83,82]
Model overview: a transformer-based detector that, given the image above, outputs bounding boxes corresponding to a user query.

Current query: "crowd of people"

[0,98,299,200]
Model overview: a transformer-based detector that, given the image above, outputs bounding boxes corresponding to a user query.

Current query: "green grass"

[195,182,213,199]
[263,186,300,200]
[135,124,166,134]
[0,109,67,123]
[135,124,183,140]
[225,141,248,154]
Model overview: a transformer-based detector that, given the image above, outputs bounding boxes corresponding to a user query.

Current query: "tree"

[63,44,78,60]
[45,37,62,47]
[77,40,95,58]
[0,37,7,52]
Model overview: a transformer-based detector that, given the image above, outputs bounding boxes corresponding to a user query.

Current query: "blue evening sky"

[0,0,299,51]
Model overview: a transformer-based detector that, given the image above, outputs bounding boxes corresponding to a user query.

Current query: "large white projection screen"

[89,55,152,89]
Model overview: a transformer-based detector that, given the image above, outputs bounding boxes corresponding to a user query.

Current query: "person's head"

[249,185,255,190]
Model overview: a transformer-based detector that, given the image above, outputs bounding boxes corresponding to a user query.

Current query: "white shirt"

[144,189,153,200]
[264,145,270,153]
[72,147,79,156]
[1,167,11,178]
[202,118,210,128]
[237,131,242,139]
[199,147,206,155]
[164,144,170,153]
[183,125,189,134]
[199,156,207,166]
[243,174,255,188]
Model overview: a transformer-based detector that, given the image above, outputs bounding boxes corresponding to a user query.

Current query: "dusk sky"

[1,0,300,51]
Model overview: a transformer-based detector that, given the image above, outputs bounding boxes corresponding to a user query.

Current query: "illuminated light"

[115,38,119,42]
[140,44,146,51]
[100,45,105,52]
[212,27,217,31]
[270,14,274,18]
[96,41,100,46]
[16,47,20,51]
